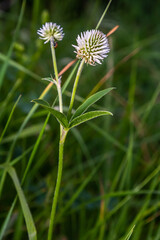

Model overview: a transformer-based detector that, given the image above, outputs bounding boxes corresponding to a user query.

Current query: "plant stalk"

[50,38,63,135]
[47,130,67,240]
[67,58,85,119]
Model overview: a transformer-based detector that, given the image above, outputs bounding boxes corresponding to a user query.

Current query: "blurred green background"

[0,0,160,239]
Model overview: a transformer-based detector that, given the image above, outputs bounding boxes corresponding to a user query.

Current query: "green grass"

[0,0,160,239]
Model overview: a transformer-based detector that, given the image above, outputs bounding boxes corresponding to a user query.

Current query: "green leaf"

[72,88,115,119]
[0,95,21,144]
[32,99,69,129]
[7,166,37,240]
[69,110,112,129]
[124,225,135,240]
[32,98,50,107]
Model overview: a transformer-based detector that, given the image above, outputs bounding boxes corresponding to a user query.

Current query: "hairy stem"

[47,130,68,240]
[67,58,85,119]
[50,38,63,134]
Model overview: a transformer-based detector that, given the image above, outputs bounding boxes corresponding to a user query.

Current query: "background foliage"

[0,0,160,239]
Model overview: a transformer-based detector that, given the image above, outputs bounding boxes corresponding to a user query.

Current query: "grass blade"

[123,225,135,240]
[0,95,21,144]
[7,165,37,240]
[95,0,112,30]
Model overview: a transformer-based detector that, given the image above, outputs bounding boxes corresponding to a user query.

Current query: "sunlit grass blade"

[95,0,112,30]
[123,225,135,240]
[0,95,21,144]
[0,79,22,122]
[6,165,37,240]
[21,114,50,184]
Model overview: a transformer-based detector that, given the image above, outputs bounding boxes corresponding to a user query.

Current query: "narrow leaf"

[95,0,112,30]
[72,87,115,119]
[124,225,135,240]
[69,110,112,129]
[7,166,37,240]
[0,95,21,144]
[32,99,69,129]
[31,98,50,107]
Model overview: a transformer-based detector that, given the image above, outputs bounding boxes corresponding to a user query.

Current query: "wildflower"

[37,22,64,44]
[72,30,110,65]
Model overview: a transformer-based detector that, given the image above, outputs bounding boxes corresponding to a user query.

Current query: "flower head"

[37,22,64,44]
[72,30,110,65]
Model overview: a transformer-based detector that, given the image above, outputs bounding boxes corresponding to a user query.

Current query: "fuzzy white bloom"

[37,22,64,44]
[72,30,110,65]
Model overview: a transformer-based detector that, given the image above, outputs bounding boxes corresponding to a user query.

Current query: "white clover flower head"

[37,22,64,44]
[72,29,110,66]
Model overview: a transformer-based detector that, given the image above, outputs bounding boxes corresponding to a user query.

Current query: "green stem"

[50,39,59,83]
[47,130,68,240]
[67,59,85,119]
[50,38,63,134]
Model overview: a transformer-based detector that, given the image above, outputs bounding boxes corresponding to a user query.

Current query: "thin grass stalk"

[6,165,37,240]
[95,0,112,30]
[0,95,21,144]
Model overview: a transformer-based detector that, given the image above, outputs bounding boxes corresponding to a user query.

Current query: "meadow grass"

[0,0,160,239]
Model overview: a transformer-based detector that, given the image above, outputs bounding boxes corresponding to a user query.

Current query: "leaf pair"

[32,87,114,130]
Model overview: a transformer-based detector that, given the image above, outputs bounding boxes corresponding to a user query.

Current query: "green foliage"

[72,88,115,119]
[32,99,69,129]
[0,0,160,239]
[123,225,135,240]
[69,110,112,129]
[0,164,37,240]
